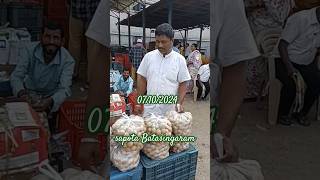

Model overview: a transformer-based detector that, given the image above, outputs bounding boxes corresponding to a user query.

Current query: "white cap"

[137,39,142,43]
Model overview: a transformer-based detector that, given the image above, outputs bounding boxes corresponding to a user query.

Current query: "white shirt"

[85,0,108,47]
[279,7,320,65]
[197,64,210,82]
[185,46,192,57]
[213,0,260,67]
[137,49,191,117]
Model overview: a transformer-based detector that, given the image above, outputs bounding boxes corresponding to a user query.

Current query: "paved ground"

[232,101,320,180]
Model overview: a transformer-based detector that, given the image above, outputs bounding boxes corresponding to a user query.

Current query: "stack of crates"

[7,2,43,41]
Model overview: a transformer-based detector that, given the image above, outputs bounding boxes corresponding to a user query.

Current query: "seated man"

[113,68,133,97]
[276,6,320,126]
[10,22,75,133]
[196,63,210,100]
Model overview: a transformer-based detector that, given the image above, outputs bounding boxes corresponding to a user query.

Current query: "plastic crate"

[111,163,143,180]
[0,3,7,26]
[7,3,43,28]
[58,100,107,164]
[115,53,132,71]
[45,0,67,17]
[141,144,198,180]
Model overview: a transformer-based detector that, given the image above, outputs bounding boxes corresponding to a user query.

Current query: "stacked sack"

[110,114,145,171]
[166,111,193,153]
[143,113,172,160]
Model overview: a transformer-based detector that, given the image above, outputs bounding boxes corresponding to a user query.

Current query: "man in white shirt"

[77,0,108,171]
[211,0,260,162]
[276,6,320,126]
[136,23,191,117]
[196,64,210,100]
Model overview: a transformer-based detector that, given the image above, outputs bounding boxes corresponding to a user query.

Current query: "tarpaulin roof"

[111,0,136,12]
[119,0,210,30]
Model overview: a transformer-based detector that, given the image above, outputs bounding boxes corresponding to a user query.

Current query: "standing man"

[211,0,260,162]
[129,39,147,82]
[77,0,108,172]
[68,0,100,86]
[136,23,191,116]
[276,6,320,126]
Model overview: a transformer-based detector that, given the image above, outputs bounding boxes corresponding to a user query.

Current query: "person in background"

[135,23,191,116]
[275,6,320,126]
[10,22,75,134]
[68,0,100,88]
[184,43,192,58]
[244,0,296,99]
[179,43,185,56]
[173,40,181,53]
[77,0,108,172]
[186,43,202,93]
[196,63,210,100]
[129,39,147,82]
[113,68,134,97]
[211,0,260,162]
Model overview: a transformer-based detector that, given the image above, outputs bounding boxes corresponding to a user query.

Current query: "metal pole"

[184,29,187,48]
[167,0,173,25]
[199,26,203,50]
[118,13,121,46]
[142,3,146,46]
[128,12,131,48]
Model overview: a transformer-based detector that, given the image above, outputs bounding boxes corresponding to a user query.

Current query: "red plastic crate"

[58,100,106,164]
[45,0,67,17]
[115,53,132,71]
[128,91,144,112]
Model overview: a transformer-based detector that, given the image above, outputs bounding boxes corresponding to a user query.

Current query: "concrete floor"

[232,101,320,180]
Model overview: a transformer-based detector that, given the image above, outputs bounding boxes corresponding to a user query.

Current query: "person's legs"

[196,80,203,99]
[294,63,320,117]
[275,58,296,125]
[48,112,58,134]
[203,81,210,98]
[69,14,85,79]
[216,61,247,137]
[131,66,136,82]
[87,37,106,84]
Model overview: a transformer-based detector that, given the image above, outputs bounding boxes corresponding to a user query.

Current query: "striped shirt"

[71,0,100,23]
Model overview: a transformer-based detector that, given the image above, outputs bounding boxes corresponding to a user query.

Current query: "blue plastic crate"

[111,162,143,180]
[141,144,198,180]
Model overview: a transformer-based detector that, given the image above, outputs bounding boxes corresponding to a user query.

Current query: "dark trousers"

[47,111,58,134]
[275,58,320,117]
[196,80,210,99]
